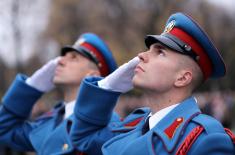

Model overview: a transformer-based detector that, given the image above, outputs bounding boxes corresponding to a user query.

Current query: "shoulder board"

[177,114,235,154]
[192,113,225,134]
[176,125,204,155]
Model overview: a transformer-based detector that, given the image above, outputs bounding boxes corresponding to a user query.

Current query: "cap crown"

[61,33,117,76]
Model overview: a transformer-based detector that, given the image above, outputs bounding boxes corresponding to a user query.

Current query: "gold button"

[62,143,69,151]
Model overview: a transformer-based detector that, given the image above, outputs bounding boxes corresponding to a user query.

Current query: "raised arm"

[0,57,59,151]
[70,57,140,155]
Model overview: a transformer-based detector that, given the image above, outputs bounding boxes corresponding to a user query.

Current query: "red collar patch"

[124,117,144,127]
[164,117,184,139]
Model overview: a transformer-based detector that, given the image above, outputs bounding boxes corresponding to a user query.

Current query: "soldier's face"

[133,43,183,93]
[53,51,93,86]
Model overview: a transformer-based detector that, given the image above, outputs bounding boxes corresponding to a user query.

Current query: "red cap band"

[80,42,109,76]
[169,28,213,79]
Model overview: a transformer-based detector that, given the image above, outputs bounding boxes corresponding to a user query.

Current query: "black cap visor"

[145,34,198,61]
[61,46,99,65]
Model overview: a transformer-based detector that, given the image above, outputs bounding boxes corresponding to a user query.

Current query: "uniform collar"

[151,97,201,153]
[149,104,178,130]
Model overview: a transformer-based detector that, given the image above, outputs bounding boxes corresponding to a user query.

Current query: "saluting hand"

[98,56,140,93]
[26,57,61,92]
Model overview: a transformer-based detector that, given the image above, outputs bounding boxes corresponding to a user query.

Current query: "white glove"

[98,57,140,93]
[26,57,61,92]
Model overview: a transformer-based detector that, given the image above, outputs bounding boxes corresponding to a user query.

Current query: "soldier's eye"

[158,49,166,56]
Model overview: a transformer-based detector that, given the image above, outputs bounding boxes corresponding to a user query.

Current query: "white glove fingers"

[128,56,140,68]
[26,57,61,92]
[52,56,62,65]
[98,56,139,93]
[42,56,61,72]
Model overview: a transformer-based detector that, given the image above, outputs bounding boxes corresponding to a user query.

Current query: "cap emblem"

[164,20,175,33]
[74,38,85,48]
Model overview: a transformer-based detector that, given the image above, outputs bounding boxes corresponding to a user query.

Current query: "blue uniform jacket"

[0,74,120,155]
[71,77,235,155]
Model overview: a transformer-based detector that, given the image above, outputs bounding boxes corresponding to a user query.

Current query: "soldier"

[0,33,117,154]
[71,13,235,155]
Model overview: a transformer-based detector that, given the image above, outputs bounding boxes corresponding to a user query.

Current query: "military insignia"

[164,20,175,33]
[74,38,85,47]
[164,117,183,139]
[124,117,143,127]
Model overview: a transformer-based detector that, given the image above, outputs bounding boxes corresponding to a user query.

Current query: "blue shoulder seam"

[192,114,225,134]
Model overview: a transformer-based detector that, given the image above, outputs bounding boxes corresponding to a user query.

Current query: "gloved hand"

[98,57,140,93]
[26,57,61,92]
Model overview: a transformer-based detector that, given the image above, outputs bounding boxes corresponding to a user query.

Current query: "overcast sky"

[0,0,234,67]
[207,0,235,15]
[0,0,51,67]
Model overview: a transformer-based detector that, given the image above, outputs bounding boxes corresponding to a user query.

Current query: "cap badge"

[164,20,175,33]
[74,38,85,47]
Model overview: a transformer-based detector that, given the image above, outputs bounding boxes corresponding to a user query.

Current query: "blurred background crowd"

[0,0,235,154]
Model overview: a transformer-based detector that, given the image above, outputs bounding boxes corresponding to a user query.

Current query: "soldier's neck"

[143,89,191,113]
[63,85,80,103]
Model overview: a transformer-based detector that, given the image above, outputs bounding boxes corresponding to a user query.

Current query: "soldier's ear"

[174,70,192,87]
[86,70,101,77]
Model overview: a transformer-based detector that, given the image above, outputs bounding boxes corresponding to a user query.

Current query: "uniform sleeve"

[70,76,121,155]
[0,74,43,151]
[189,132,235,155]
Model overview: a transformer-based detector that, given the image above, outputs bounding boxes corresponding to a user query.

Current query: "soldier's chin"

[132,78,140,88]
[133,77,146,90]
[133,83,142,90]
[53,77,61,85]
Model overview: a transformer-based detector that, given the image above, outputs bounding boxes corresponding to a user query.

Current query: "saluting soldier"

[0,33,117,154]
[71,13,235,155]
